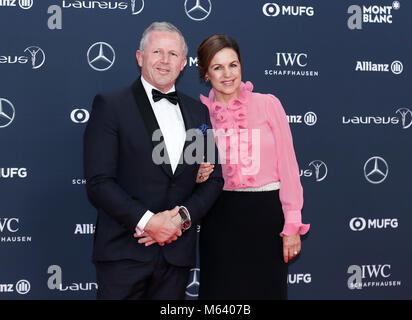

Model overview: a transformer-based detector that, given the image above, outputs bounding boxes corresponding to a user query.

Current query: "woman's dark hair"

[197,34,241,79]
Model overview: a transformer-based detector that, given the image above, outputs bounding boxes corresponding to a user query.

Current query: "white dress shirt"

[135,77,187,235]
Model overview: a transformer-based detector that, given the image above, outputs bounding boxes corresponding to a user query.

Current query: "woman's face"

[206,48,242,102]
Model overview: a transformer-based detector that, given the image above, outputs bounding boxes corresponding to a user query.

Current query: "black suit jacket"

[83,78,224,267]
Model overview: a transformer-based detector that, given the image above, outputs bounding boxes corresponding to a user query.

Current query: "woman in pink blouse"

[196,34,310,299]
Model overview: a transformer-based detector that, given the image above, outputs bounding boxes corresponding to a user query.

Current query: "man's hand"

[138,206,182,246]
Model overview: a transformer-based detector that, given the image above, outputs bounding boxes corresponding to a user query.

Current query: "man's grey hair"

[139,22,188,57]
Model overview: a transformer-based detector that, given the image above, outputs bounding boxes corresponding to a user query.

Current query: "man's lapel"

[132,78,173,178]
[173,92,195,178]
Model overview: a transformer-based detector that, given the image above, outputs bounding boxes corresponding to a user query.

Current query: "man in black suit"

[83,21,223,300]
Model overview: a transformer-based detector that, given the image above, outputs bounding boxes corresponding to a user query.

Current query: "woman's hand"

[282,233,301,263]
[196,162,214,183]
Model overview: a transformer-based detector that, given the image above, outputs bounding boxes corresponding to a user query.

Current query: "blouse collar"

[200,81,254,109]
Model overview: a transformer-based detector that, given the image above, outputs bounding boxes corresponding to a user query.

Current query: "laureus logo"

[130,0,144,15]
[396,108,412,129]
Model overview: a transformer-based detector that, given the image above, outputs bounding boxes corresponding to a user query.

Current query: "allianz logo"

[342,108,412,129]
[0,280,31,294]
[355,60,403,75]
[74,223,95,234]
[47,265,97,291]
[0,0,33,9]
[287,111,317,126]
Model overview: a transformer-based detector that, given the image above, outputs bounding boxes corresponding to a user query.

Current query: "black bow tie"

[152,89,179,105]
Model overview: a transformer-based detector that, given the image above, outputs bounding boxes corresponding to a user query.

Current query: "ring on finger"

[293,250,298,255]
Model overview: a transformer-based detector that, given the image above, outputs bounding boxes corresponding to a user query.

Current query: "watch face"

[182,220,192,230]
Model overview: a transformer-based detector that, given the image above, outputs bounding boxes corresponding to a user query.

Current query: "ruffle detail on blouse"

[280,223,310,237]
[200,82,255,189]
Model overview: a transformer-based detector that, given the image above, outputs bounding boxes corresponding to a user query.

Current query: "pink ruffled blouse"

[200,81,310,236]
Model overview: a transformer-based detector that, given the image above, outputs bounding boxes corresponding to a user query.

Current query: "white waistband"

[223,181,280,192]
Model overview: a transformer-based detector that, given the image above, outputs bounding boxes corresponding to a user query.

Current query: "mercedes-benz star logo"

[0,98,15,128]
[184,0,212,21]
[87,42,116,72]
[131,0,144,15]
[364,156,388,184]
[185,268,200,297]
[24,46,45,69]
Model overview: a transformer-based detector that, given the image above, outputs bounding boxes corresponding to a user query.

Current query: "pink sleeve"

[265,94,310,237]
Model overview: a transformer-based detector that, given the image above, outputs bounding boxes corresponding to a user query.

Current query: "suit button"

[169,182,176,188]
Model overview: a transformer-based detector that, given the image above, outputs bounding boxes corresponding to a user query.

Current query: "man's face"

[136,31,187,93]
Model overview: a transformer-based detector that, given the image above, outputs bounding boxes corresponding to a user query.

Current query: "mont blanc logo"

[364,156,388,184]
[355,60,403,75]
[347,264,401,290]
[0,0,33,9]
[70,108,90,123]
[0,98,15,128]
[265,52,319,77]
[300,160,327,182]
[349,217,398,231]
[288,111,317,126]
[0,46,45,69]
[184,0,212,21]
[347,1,400,30]
[87,42,115,71]
[185,268,199,297]
[262,3,314,17]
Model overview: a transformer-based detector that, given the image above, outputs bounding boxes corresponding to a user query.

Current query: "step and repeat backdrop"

[1,0,411,300]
